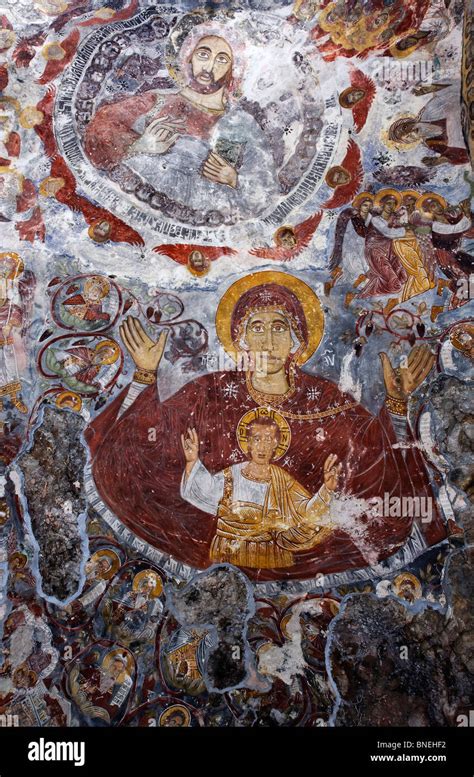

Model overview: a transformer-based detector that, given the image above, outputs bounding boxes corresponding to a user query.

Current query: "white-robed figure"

[180,413,342,569]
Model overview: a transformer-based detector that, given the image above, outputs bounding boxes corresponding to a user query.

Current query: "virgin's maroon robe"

[85,368,446,581]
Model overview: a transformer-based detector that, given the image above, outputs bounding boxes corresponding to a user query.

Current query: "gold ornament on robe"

[211,464,334,569]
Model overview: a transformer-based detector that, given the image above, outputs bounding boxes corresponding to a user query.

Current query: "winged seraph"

[249,211,323,261]
[37,29,80,85]
[322,140,363,210]
[153,244,237,274]
[339,67,376,133]
[50,156,144,246]
[12,31,46,68]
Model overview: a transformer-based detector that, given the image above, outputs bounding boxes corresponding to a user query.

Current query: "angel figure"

[153,243,237,276]
[249,211,323,261]
[338,67,376,133]
[322,140,363,209]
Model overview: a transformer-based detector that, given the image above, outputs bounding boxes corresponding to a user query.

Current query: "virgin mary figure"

[85,271,446,582]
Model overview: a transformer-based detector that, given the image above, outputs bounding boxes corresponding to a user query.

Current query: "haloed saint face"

[381,196,398,214]
[403,195,417,213]
[244,310,293,374]
[358,199,372,219]
[139,577,155,594]
[425,198,444,216]
[189,35,233,95]
[111,659,125,678]
[93,347,115,366]
[247,423,279,465]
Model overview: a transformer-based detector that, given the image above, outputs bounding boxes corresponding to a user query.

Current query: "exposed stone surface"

[329,547,474,726]
[427,376,474,502]
[166,564,255,693]
[16,408,87,601]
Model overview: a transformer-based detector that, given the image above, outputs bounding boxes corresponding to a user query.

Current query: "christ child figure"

[180,415,342,569]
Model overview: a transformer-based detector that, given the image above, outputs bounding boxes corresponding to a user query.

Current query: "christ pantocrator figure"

[85,33,279,219]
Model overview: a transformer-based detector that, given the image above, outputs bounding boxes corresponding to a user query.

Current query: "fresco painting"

[0,0,472,736]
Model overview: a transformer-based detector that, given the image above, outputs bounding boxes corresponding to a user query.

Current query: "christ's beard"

[187,68,231,95]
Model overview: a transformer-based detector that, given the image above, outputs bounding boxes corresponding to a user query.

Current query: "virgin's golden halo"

[0,252,24,280]
[393,572,422,597]
[215,271,324,366]
[450,322,474,354]
[237,407,291,461]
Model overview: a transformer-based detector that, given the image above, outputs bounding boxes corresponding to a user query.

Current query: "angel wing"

[350,68,376,133]
[51,156,144,246]
[34,87,57,158]
[79,0,139,27]
[37,30,80,85]
[323,140,363,210]
[0,64,8,91]
[249,211,323,261]
[50,1,93,32]
[16,179,36,213]
[12,31,46,68]
[153,244,237,263]
[328,207,357,271]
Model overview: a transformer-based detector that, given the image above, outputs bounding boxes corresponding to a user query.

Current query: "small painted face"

[13,667,30,688]
[247,425,279,465]
[276,229,297,249]
[112,659,124,677]
[358,199,372,218]
[346,88,365,105]
[164,714,186,727]
[425,199,444,215]
[188,250,206,270]
[94,221,111,239]
[295,0,319,20]
[381,196,398,214]
[403,195,417,212]
[94,347,115,365]
[401,126,420,143]
[399,582,416,602]
[245,310,293,374]
[328,168,350,186]
[85,280,105,301]
[140,577,155,594]
[190,36,232,92]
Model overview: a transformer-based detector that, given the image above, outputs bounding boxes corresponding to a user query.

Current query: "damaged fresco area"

[0,0,472,729]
